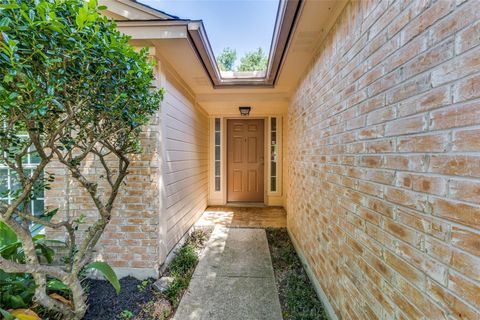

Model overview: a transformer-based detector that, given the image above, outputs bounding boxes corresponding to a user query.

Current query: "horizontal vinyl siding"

[163,77,208,254]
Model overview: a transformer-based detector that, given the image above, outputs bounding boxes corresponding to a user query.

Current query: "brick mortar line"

[297,171,480,229]
[290,158,480,186]
[341,232,480,318]
[289,38,478,125]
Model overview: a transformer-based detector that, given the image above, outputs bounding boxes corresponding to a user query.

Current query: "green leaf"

[32,234,46,241]
[0,241,22,259]
[44,239,66,246]
[0,4,19,9]
[47,279,71,293]
[7,293,26,308]
[0,307,15,320]
[36,242,55,263]
[1,31,9,43]
[39,208,58,222]
[3,73,12,83]
[85,261,120,294]
[0,220,17,247]
[88,0,97,10]
[0,17,10,31]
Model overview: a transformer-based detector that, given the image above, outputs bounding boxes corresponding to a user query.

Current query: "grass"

[137,279,152,292]
[163,229,210,308]
[120,309,134,319]
[266,228,328,320]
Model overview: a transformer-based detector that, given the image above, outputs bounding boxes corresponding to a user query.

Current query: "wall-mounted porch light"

[239,106,251,116]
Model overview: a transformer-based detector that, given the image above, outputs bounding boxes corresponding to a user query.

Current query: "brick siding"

[45,118,162,272]
[286,0,480,319]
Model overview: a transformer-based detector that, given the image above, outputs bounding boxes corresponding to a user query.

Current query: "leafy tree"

[216,47,236,71]
[237,47,268,72]
[0,0,163,318]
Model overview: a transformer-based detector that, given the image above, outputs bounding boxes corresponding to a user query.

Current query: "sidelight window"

[270,117,277,192]
[214,118,221,191]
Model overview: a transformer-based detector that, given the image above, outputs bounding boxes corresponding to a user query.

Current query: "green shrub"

[0,0,162,318]
[0,221,70,311]
[168,245,198,275]
[164,244,198,307]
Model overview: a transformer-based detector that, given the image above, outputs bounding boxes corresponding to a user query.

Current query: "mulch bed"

[266,228,328,320]
[83,228,212,320]
[83,276,156,320]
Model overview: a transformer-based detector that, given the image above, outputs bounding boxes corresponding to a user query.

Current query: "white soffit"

[99,0,176,20]
[113,0,348,113]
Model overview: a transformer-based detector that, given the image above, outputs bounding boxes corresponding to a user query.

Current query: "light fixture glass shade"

[239,106,251,116]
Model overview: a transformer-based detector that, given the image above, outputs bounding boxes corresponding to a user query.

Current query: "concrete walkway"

[174,226,283,320]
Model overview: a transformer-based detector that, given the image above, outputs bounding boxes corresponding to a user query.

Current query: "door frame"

[208,115,283,206]
[224,117,267,204]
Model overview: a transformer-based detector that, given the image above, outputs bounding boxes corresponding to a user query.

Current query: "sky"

[140,0,280,67]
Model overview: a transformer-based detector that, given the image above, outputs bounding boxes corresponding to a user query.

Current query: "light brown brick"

[430,0,480,46]
[449,179,480,204]
[453,74,480,103]
[398,85,451,117]
[397,133,448,152]
[431,197,480,228]
[429,155,480,178]
[430,101,480,130]
[455,19,480,54]
[428,280,479,320]
[431,45,480,86]
[447,271,480,307]
[450,226,480,256]
[400,0,454,45]
[385,115,426,136]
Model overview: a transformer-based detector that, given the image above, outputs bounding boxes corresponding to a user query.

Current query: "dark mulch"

[83,276,155,320]
[82,228,213,320]
[266,228,328,320]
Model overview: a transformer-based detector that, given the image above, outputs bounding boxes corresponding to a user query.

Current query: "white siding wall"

[161,71,208,255]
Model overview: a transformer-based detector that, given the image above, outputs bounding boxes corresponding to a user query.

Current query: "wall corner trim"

[287,229,339,320]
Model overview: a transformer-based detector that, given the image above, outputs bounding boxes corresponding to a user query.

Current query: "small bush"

[163,229,210,308]
[168,245,198,275]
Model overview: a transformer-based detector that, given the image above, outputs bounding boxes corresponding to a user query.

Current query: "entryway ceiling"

[115,0,347,114]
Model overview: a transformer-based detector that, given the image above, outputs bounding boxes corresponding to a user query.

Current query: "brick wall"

[45,59,210,278]
[286,0,480,319]
[45,58,163,278]
[45,118,162,277]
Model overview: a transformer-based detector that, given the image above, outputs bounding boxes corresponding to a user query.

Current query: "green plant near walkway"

[164,244,199,307]
[120,309,134,319]
[164,230,209,307]
[137,279,152,292]
[0,0,163,318]
[266,228,328,320]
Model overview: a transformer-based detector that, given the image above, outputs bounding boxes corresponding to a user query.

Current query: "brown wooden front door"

[227,119,264,202]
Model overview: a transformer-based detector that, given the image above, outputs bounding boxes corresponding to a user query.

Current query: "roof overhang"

[113,0,347,115]
[116,0,302,88]
[100,0,178,20]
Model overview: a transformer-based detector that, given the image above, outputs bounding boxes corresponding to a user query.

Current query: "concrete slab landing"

[195,206,287,229]
[173,226,283,320]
